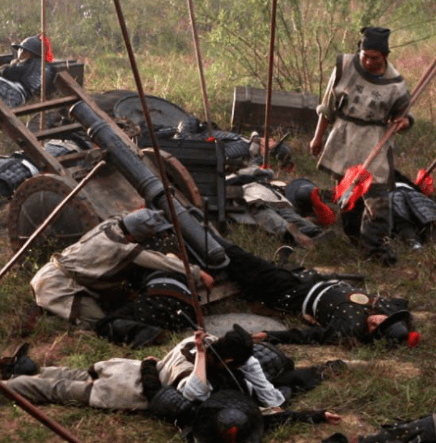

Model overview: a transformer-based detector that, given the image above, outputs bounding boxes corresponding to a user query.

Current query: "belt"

[302,280,339,317]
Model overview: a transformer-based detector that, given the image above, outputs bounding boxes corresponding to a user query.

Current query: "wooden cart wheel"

[8,174,101,254]
[141,148,204,210]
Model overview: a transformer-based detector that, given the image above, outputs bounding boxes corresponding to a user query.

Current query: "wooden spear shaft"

[0,160,105,281]
[187,0,214,138]
[0,380,84,443]
[263,0,278,168]
[40,0,46,130]
[112,0,204,328]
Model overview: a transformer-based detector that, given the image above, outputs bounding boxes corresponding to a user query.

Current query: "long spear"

[187,0,214,138]
[415,156,436,195]
[262,0,278,169]
[335,56,436,210]
[40,0,46,130]
[0,379,84,443]
[112,0,204,328]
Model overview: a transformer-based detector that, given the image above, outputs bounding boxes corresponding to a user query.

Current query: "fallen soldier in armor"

[287,172,436,254]
[320,413,436,443]
[29,207,214,348]
[0,34,56,108]
[1,326,343,443]
[214,236,420,348]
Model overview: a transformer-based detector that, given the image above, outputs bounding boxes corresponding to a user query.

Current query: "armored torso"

[318,53,411,186]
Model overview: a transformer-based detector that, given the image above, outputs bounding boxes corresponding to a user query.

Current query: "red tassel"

[415,169,433,196]
[310,187,336,226]
[224,426,238,443]
[39,34,53,63]
[407,331,421,348]
[333,165,372,211]
[206,136,215,142]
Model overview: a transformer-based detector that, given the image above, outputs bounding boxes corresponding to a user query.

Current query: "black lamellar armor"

[266,281,409,345]
[0,58,56,99]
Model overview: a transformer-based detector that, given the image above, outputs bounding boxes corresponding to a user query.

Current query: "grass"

[1,18,436,443]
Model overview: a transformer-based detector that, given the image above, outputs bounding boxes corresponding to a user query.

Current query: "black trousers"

[222,244,313,312]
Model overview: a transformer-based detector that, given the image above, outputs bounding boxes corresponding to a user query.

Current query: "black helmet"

[12,35,42,58]
[121,208,173,242]
[192,390,264,443]
[211,324,254,368]
[285,178,317,216]
[371,310,411,345]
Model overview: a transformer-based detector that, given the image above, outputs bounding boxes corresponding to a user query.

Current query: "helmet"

[211,324,253,368]
[12,35,42,58]
[122,208,173,242]
[192,390,264,443]
[285,178,317,216]
[371,310,411,345]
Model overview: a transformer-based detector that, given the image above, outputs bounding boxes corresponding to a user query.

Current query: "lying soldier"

[1,326,341,443]
[321,413,436,443]
[214,236,420,348]
[30,208,213,347]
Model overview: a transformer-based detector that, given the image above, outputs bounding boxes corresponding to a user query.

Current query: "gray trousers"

[249,205,321,238]
[5,367,93,405]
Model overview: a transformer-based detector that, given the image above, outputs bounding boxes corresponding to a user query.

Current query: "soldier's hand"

[309,137,323,157]
[324,411,341,425]
[392,116,410,132]
[252,332,268,343]
[194,329,208,353]
[200,270,214,291]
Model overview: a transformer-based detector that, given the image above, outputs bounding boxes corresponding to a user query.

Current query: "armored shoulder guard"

[253,342,294,381]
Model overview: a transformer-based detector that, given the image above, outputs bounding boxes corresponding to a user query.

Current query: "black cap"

[285,178,317,215]
[212,324,253,367]
[360,27,390,54]
[371,310,411,344]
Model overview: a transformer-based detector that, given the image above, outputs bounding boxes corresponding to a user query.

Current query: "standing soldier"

[309,27,413,265]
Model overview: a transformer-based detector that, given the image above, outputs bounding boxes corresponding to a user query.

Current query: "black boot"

[0,343,38,380]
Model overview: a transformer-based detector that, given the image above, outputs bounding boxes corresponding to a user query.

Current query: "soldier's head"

[208,324,254,370]
[192,390,264,443]
[121,208,173,243]
[368,310,420,347]
[12,35,42,59]
[11,34,53,63]
[358,27,390,75]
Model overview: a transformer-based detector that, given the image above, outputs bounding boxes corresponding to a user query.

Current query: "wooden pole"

[0,380,84,443]
[187,0,214,138]
[263,0,278,169]
[112,0,204,328]
[40,0,46,131]
[0,161,105,281]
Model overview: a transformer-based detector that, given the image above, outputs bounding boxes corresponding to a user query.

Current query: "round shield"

[113,94,191,128]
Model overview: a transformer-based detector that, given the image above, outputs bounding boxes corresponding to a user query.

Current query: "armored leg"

[360,186,396,265]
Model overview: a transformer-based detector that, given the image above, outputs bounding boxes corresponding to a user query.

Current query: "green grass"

[1,6,436,442]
